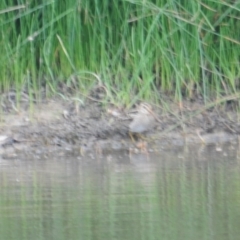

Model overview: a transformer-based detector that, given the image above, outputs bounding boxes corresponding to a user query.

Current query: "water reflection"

[0,143,240,240]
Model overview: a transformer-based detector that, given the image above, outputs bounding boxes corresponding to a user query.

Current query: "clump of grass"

[0,0,240,107]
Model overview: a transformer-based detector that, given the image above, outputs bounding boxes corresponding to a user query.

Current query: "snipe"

[129,103,156,140]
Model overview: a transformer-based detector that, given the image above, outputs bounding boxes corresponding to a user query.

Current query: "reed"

[0,0,239,105]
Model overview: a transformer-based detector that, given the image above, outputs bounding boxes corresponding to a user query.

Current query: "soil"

[0,92,240,158]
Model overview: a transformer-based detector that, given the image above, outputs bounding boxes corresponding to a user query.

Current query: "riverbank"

[1,92,239,158]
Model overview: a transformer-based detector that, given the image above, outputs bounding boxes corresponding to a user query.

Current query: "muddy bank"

[0,95,239,157]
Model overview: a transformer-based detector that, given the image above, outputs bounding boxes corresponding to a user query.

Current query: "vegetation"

[1,0,240,106]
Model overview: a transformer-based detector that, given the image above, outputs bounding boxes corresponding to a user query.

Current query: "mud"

[0,93,240,158]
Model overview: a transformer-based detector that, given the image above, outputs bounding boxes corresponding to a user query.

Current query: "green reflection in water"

[0,146,240,240]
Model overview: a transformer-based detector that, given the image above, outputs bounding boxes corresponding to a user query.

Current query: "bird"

[129,103,156,141]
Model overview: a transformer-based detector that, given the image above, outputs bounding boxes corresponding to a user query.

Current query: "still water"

[0,144,240,240]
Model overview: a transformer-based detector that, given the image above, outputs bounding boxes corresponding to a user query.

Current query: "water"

[0,144,240,240]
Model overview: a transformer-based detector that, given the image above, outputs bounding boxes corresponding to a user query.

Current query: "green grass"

[0,0,240,106]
